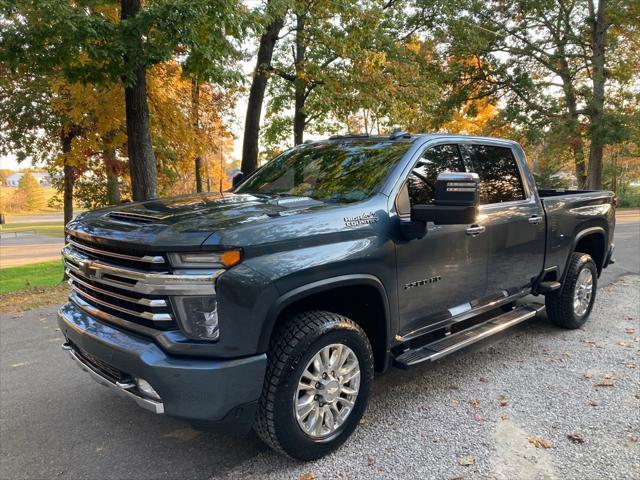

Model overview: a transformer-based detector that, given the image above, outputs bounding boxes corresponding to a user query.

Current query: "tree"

[241,0,288,175]
[1,0,247,200]
[18,172,46,211]
[432,0,638,188]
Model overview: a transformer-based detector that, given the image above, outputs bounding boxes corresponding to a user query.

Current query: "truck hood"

[66,192,348,252]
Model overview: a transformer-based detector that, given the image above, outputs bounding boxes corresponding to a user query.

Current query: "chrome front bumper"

[62,342,164,414]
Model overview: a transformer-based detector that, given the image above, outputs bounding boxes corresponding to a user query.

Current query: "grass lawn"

[0,260,64,294]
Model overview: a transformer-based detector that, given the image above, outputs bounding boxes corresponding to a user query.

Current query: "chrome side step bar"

[394,303,545,369]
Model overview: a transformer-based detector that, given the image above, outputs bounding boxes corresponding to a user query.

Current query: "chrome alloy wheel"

[294,343,361,439]
[573,268,594,316]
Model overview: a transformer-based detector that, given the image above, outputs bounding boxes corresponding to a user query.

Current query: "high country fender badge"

[344,212,378,227]
[404,276,442,290]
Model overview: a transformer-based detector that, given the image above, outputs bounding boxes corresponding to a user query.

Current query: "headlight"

[172,296,219,340]
[167,250,241,268]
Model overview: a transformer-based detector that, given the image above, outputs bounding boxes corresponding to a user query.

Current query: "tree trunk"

[293,14,307,146]
[241,14,284,175]
[558,58,587,189]
[121,0,157,201]
[191,77,203,192]
[60,126,80,226]
[62,149,74,225]
[586,0,607,190]
[103,134,121,205]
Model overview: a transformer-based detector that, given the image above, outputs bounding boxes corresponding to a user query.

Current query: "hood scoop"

[106,211,168,225]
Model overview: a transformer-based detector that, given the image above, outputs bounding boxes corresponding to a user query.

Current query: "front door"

[395,143,488,337]
[463,143,546,297]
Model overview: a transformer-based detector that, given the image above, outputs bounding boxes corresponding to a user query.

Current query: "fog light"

[136,378,161,401]
[172,296,219,340]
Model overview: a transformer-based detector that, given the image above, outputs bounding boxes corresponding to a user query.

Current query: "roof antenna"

[389,128,409,139]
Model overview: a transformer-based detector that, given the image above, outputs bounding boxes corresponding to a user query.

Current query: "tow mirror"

[231,171,244,189]
[411,172,479,225]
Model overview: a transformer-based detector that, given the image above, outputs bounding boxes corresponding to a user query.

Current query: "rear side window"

[466,145,525,204]
[406,144,465,205]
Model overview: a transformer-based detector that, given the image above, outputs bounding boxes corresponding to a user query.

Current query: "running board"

[394,303,545,369]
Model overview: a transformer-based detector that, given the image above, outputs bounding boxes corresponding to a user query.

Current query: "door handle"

[528,215,543,225]
[466,224,486,236]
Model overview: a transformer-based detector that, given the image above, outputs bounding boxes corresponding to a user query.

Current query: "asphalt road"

[0,234,64,268]
[1,214,638,480]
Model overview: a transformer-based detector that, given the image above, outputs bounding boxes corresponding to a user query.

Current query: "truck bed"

[540,189,615,279]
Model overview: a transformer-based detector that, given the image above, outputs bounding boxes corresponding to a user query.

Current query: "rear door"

[395,143,488,336]
[462,143,545,297]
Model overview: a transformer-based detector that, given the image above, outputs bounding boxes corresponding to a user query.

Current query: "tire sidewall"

[565,254,598,326]
[271,321,373,460]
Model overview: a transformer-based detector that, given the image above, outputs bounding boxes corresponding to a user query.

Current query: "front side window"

[236,141,412,203]
[466,145,525,204]
[406,144,465,206]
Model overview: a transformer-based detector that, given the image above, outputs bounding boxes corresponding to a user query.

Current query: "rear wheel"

[545,252,597,329]
[255,310,374,460]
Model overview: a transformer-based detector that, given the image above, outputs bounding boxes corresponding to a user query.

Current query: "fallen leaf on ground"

[500,414,510,420]
[562,351,572,357]
[594,379,615,387]
[458,455,475,466]
[367,456,376,466]
[498,396,508,407]
[299,474,315,480]
[624,362,636,369]
[617,341,631,348]
[467,399,480,408]
[628,435,638,443]
[528,436,552,449]
[583,372,593,379]
[589,400,600,406]
[567,433,585,444]
[625,327,637,334]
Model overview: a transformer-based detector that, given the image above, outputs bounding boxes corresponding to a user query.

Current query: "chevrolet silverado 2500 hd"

[58,133,615,460]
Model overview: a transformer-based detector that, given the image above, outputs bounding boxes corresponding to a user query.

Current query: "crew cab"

[58,133,615,459]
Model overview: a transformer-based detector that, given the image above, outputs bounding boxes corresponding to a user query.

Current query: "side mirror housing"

[411,172,479,225]
[231,171,244,189]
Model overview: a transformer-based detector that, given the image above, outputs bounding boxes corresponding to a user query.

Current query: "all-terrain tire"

[545,252,597,329]
[254,310,374,460]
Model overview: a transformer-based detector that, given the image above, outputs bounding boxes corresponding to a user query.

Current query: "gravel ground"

[217,276,640,480]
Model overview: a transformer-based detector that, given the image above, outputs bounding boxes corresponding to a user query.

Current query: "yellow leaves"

[441,98,500,135]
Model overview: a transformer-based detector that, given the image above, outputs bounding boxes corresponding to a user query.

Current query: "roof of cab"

[315,131,518,146]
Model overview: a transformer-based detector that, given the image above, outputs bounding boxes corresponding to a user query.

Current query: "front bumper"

[58,302,267,429]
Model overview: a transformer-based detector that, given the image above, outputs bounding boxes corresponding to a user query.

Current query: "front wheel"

[546,252,597,329]
[255,310,374,460]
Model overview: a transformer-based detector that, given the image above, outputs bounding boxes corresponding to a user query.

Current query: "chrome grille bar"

[67,271,167,308]
[62,247,221,295]
[70,285,173,322]
[67,238,165,264]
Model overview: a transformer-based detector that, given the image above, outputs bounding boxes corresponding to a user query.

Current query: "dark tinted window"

[467,145,525,204]
[406,144,464,205]
[236,141,411,203]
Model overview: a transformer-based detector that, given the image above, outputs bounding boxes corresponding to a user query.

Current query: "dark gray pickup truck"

[58,133,615,459]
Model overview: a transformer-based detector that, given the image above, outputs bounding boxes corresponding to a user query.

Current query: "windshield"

[236,141,412,203]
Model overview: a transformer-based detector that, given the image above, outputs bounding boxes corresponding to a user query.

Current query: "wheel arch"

[259,275,392,372]
[568,227,607,277]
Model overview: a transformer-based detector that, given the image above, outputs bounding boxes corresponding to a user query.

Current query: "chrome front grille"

[63,234,223,334]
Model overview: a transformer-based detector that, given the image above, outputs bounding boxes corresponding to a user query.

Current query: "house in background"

[5,172,52,187]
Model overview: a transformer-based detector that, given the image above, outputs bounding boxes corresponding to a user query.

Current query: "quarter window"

[406,144,465,206]
[466,145,525,204]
